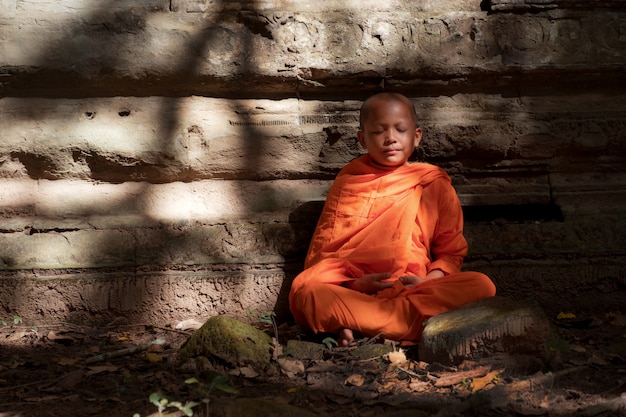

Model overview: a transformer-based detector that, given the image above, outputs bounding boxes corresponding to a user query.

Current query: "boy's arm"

[427,179,468,276]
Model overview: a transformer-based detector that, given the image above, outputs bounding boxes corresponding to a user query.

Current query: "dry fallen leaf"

[147,343,164,353]
[175,318,204,330]
[345,373,365,387]
[434,365,491,387]
[54,357,79,366]
[47,330,76,344]
[381,381,395,391]
[24,395,61,403]
[239,366,260,378]
[86,365,120,376]
[409,380,430,392]
[145,352,163,363]
[57,369,85,390]
[116,333,132,342]
[386,350,407,364]
[471,369,502,392]
[6,330,29,341]
[229,366,260,378]
[588,354,609,366]
[607,312,626,327]
[278,357,305,377]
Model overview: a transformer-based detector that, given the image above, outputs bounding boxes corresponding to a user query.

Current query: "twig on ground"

[356,355,384,363]
[0,373,68,393]
[149,325,193,336]
[105,322,194,335]
[361,332,385,345]
[396,365,424,379]
[84,338,165,365]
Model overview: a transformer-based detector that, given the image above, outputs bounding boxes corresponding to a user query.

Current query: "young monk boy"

[289,92,496,346]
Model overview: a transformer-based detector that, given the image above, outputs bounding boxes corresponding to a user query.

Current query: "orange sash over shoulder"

[303,154,467,281]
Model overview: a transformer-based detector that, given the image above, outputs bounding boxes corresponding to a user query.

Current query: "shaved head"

[359,93,419,130]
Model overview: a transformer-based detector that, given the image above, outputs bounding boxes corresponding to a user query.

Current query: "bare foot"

[337,328,354,347]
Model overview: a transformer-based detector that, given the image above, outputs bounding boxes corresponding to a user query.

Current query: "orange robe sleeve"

[418,177,468,276]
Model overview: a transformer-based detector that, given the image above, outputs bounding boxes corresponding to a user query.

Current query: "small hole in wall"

[118,110,131,117]
[85,112,96,120]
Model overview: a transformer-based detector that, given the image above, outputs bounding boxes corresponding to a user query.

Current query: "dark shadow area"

[463,203,564,223]
[1,311,625,416]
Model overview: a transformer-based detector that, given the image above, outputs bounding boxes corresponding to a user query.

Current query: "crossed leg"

[291,271,496,343]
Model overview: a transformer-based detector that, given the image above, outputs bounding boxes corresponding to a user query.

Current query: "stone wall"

[1,0,625,325]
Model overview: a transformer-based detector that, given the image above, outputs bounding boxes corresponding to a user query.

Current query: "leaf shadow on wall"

[1,0,301,326]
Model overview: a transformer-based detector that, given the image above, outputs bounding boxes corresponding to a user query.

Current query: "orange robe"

[289,155,496,342]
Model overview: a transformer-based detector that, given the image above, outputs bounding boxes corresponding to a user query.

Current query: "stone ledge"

[1,206,624,270]
[2,9,625,97]
[2,96,625,183]
[487,0,625,12]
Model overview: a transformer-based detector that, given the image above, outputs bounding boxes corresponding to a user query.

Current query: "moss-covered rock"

[418,296,553,365]
[177,315,272,367]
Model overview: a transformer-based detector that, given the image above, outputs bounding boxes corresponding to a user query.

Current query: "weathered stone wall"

[1,0,625,325]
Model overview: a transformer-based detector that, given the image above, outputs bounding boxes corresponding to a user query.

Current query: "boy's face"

[357,99,422,167]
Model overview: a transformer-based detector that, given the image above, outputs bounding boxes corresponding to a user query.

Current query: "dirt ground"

[1,311,625,417]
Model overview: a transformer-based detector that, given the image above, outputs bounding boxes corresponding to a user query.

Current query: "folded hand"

[347,272,393,293]
[398,275,425,288]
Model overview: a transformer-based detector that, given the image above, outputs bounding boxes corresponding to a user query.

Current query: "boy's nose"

[384,131,397,144]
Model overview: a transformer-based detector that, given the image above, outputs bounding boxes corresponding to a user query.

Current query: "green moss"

[177,315,272,366]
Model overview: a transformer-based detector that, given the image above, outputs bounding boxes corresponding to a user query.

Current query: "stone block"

[418,296,553,365]
[0,268,292,325]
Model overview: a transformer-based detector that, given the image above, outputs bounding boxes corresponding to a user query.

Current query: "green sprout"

[322,337,338,349]
[147,391,198,416]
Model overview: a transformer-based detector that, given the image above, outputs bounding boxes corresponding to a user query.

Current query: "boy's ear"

[413,127,423,148]
[357,130,367,149]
